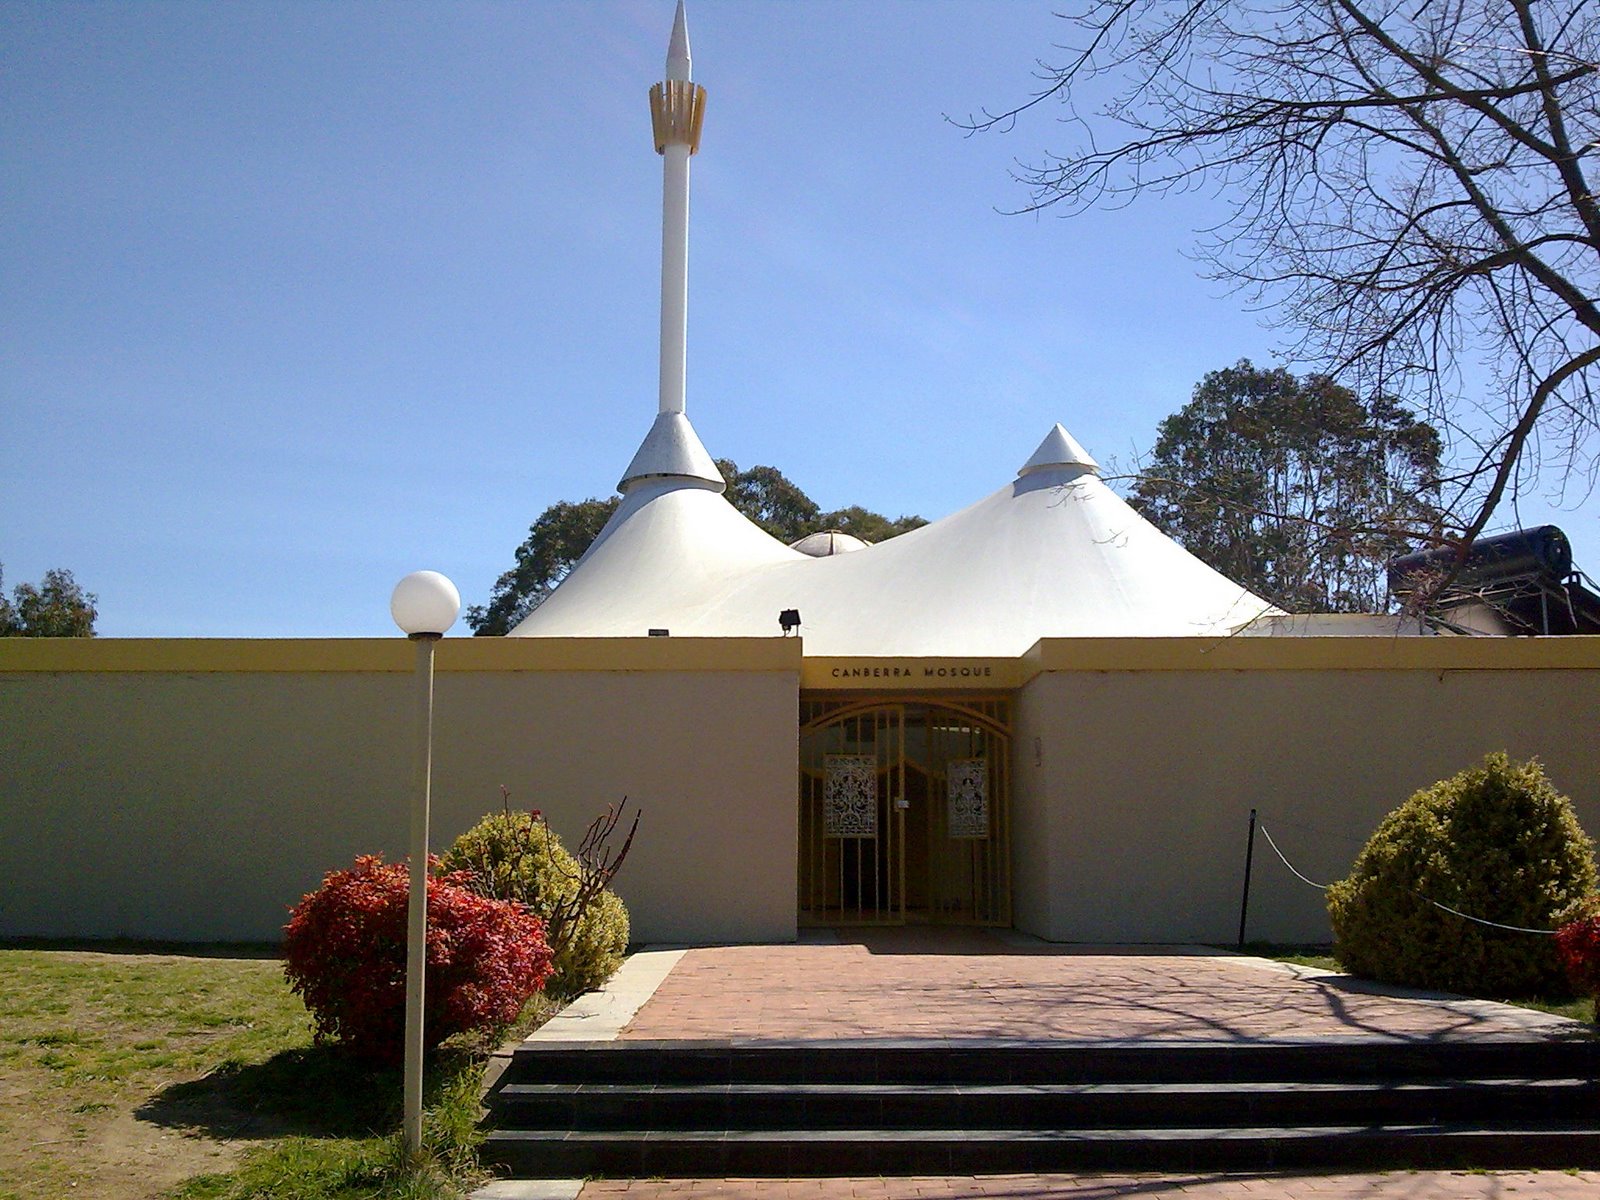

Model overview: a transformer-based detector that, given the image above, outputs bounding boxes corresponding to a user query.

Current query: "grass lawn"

[0,943,553,1200]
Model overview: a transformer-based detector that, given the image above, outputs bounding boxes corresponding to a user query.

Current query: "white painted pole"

[403,631,439,1159]
[658,141,690,416]
[654,1,698,417]
[388,570,457,1162]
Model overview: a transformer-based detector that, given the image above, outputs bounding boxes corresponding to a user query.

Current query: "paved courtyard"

[483,929,1600,1200]
[576,1171,1600,1199]
[617,929,1569,1044]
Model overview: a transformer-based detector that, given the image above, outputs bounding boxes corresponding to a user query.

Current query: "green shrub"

[1327,752,1597,996]
[440,809,629,1002]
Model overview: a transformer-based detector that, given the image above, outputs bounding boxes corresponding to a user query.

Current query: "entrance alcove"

[798,695,1012,927]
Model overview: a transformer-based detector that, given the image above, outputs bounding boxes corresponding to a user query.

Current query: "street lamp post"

[389,569,461,1160]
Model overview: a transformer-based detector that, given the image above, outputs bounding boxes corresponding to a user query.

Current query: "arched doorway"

[797,696,1011,926]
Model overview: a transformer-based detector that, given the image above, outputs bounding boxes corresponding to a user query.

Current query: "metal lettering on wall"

[824,754,878,838]
[946,758,989,840]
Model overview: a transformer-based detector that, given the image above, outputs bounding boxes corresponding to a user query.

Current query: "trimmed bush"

[1556,895,1600,1014]
[441,809,629,1002]
[1327,752,1597,996]
[283,854,552,1062]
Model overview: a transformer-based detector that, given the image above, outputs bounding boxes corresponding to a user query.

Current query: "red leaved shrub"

[283,854,553,1062]
[1556,896,1600,1014]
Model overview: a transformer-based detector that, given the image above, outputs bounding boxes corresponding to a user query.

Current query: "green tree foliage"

[468,498,619,636]
[1130,362,1442,612]
[808,505,925,545]
[715,459,926,544]
[467,463,925,635]
[0,564,98,637]
[971,1,1600,553]
[1328,753,1598,997]
[717,460,820,541]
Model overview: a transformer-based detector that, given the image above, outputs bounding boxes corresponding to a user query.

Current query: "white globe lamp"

[391,570,461,637]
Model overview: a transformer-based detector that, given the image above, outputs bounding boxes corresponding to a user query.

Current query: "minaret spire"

[649,0,705,417]
[666,0,691,82]
[619,2,720,493]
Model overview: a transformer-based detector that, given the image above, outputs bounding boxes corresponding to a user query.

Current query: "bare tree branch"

[972,1,1600,548]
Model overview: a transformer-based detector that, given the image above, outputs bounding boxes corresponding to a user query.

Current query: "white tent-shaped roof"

[510,419,1279,655]
[514,7,1280,656]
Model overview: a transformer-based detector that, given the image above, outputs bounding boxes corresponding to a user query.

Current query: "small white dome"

[789,529,872,557]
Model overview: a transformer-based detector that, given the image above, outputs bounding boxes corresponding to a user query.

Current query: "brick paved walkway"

[582,1177,1600,1200]
[494,929,1598,1200]
[579,1171,1600,1198]
[619,929,1570,1043]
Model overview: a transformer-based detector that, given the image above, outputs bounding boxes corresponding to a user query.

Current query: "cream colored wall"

[1013,665,1600,944]
[1007,711,1060,939]
[0,640,799,945]
[429,671,798,944]
[9,635,1597,949]
[2,671,412,942]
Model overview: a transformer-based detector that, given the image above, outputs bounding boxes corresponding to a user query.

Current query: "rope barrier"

[1412,897,1559,936]
[1256,823,1334,890]
[1255,820,1558,937]
[1251,812,1371,849]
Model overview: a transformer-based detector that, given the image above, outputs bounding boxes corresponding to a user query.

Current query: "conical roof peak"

[1019,423,1099,476]
[618,410,725,492]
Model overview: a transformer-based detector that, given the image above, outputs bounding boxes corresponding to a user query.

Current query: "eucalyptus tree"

[0,564,98,637]
[1131,362,1444,612]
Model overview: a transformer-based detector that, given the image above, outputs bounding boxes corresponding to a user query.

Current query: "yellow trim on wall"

[799,637,1600,690]
[0,637,804,675]
[1023,635,1600,675]
[444,637,802,674]
[4,633,1594,678]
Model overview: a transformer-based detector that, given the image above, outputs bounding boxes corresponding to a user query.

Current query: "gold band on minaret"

[650,80,706,154]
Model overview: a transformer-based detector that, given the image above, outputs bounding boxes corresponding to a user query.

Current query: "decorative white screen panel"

[947,758,989,839]
[824,754,878,838]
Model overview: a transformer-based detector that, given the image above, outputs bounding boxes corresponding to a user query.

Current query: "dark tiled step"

[481,1122,1600,1177]
[490,1077,1600,1131]
[495,1037,1600,1087]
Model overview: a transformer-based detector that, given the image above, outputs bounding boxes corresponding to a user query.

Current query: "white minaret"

[652,0,703,417]
[619,1,721,492]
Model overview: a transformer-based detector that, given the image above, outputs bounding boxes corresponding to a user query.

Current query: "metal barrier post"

[1237,808,1257,950]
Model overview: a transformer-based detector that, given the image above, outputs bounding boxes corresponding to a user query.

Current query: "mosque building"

[2,3,1596,949]
[505,2,1404,931]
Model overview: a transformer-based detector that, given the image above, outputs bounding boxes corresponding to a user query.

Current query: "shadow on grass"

[1231,940,1337,958]
[0,936,282,959]
[136,1042,481,1142]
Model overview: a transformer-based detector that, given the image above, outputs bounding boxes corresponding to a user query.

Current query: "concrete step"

[481,1122,1600,1177]
[490,1077,1600,1131]
[497,1038,1600,1085]
[481,1036,1600,1176]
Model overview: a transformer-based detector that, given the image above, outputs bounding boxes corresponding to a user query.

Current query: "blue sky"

[5,0,1595,637]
